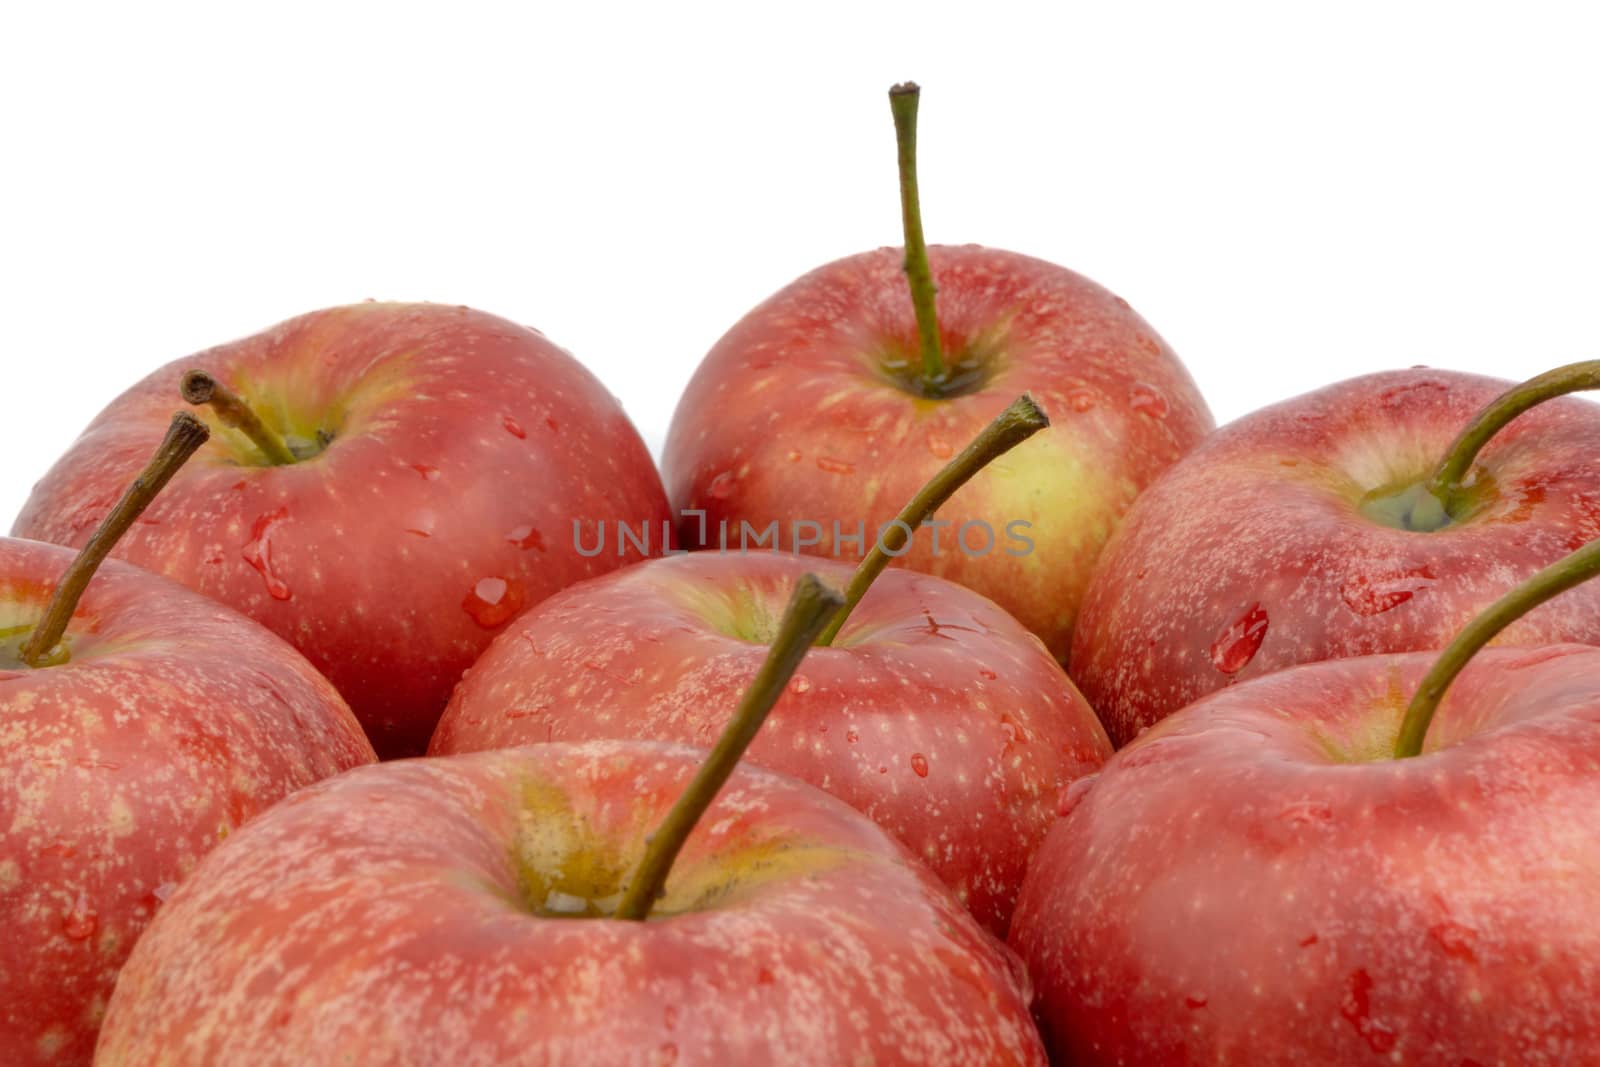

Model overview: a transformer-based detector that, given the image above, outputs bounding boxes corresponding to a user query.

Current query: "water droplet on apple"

[910,753,929,777]
[845,728,859,744]
[926,435,953,460]
[1340,968,1397,1053]
[1340,566,1435,617]
[242,508,292,601]
[1185,994,1208,1010]
[815,456,855,476]
[1379,379,1448,409]
[409,463,441,481]
[1056,774,1098,817]
[1299,932,1319,948]
[1129,382,1170,419]
[501,415,527,439]
[61,894,97,941]
[1209,603,1269,674]
[462,576,525,629]
[786,449,802,463]
[707,471,736,499]
[506,525,546,551]
[1280,799,1333,825]
[1066,388,1096,413]
[977,667,997,680]
[792,676,812,694]
[657,1042,678,1065]
[999,714,1028,747]
[542,889,590,915]
[1429,920,1479,962]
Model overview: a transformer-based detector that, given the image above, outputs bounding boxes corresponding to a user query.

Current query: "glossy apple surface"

[96,741,1047,1066]
[13,303,670,756]
[1071,368,1600,746]
[1010,645,1600,1064]
[0,537,375,1065]
[663,246,1213,660]
[430,551,1110,936]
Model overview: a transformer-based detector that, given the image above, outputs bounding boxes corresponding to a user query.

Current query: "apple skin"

[429,551,1112,936]
[1009,645,1600,1065]
[96,740,1048,1066]
[1070,368,1600,747]
[662,245,1213,661]
[0,536,375,1066]
[12,303,670,757]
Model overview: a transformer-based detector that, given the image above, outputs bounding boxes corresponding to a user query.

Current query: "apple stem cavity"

[1426,359,1600,513]
[813,394,1049,648]
[1394,534,1600,758]
[890,81,946,385]
[612,573,845,921]
[19,412,210,667]
[181,370,298,466]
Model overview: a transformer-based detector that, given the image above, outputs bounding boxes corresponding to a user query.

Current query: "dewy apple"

[1,413,374,1066]
[13,303,670,757]
[1073,360,1600,746]
[96,575,1048,1066]
[1012,534,1600,1063]
[663,83,1213,661]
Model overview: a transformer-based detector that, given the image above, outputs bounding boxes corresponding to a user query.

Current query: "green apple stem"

[1426,360,1600,508]
[182,370,297,466]
[613,573,845,921]
[19,412,211,667]
[814,394,1049,648]
[890,81,945,385]
[1393,534,1600,758]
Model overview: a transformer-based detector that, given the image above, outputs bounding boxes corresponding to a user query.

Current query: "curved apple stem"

[890,82,945,385]
[1426,360,1600,508]
[182,370,297,466]
[19,412,211,667]
[1394,535,1600,758]
[613,573,845,921]
[814,394,1049,647]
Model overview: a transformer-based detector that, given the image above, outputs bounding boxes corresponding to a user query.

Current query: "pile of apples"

[4,83,1599,1066]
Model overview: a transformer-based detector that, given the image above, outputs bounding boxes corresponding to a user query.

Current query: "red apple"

[95,740,1047,1065]
[0,536,375,1065]
[430,550,1111,936]
[1009,642,1600,1063]
[12,302,670,757]
[662,87,1212,660]
[1071,366,1600,746]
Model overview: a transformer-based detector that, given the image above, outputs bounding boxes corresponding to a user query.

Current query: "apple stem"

[1393,534,1600,758]
[890,82,946,385]
[613,573,845,921]
[813,395,1049,648]
[19,412,211,667]
[182,370,297,466]
[1426,360,1600,509]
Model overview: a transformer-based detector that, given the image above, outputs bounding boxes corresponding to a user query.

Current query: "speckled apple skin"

[429,552,1112,936]
[1010,645,1600,1065]
[96,741,1047,1067]
[1071,368,1600,747]
[0,537,375,1066]
[662,246,1213,662]
[13,303,670,758]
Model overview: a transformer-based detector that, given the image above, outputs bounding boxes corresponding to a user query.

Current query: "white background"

[3,2,1598,523]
